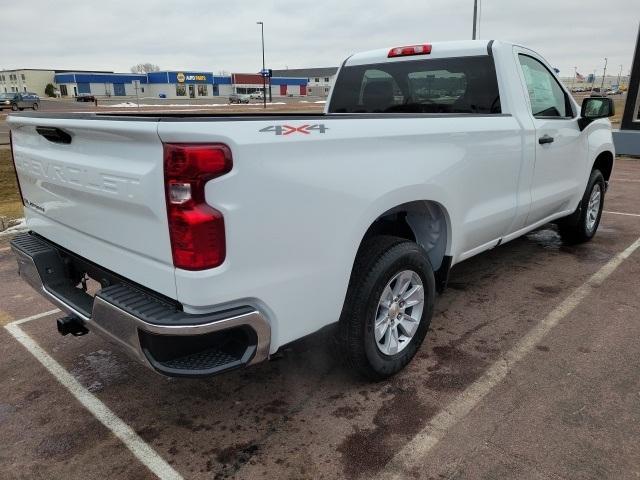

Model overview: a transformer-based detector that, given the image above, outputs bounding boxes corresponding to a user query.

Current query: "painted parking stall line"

[604,210,640,218]
[5,314,184,480]
[378,235,640,480]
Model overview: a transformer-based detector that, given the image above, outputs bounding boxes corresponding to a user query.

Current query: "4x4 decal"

[259,124,328,136]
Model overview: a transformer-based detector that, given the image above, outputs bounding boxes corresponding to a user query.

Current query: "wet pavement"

[0,159,638,479]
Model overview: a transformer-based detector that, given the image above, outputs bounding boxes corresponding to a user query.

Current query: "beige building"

[0,69,56,96]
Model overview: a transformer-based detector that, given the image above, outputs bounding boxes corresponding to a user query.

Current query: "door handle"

[538,134,554,145]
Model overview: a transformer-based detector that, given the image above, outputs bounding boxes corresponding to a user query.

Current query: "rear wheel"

[337,236,435,380]
[558,169,606,244]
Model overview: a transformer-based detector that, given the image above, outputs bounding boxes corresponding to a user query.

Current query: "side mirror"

[578,96,614,131]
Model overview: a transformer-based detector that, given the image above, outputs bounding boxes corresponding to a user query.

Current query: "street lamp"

[257,21,266,109]
[600,57,608,92]
[617,64,623,88]
[472,0,478,39]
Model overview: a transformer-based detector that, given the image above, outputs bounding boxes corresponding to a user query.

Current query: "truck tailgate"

[8,116,176,298]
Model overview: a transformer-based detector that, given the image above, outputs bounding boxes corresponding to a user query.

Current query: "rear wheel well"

[592,151,614,181]
[360,201,449,273]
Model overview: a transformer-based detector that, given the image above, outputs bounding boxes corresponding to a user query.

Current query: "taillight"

[9,131,25,205]
[388,44,432,58]
[163,143,233,270]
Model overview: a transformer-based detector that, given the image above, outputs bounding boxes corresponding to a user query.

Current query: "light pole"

[472,0,478,40]
[599,57,608,92]
[617,64,623,88]
[571,66,577,91]
[257,21,266,109]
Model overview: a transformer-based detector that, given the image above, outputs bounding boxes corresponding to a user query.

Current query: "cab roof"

[344,40,506,66]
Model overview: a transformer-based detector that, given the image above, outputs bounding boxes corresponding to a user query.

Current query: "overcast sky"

[2,0,638,78]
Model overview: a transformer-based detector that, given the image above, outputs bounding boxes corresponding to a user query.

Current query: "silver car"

[0,92,39,111]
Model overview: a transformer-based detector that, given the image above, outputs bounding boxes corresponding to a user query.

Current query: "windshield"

[329,56,501,114]
[0,93,17,99]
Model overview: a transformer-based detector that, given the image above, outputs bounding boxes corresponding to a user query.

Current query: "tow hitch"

[56,315,89,337]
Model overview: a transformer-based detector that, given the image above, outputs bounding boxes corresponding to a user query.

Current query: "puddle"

[526,228,562,250]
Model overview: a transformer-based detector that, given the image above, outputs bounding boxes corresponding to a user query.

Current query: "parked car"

[250,91,264,99]
[8,40,615,381]
[75,93,96,102]
[0,92,39,111]
[605,89,621,96]
[229,93,250,104]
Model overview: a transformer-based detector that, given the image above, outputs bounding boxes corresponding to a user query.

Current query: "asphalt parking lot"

[0,158,639,480]
[0,98,325,145]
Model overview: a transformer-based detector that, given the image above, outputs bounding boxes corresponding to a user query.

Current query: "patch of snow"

[0,218,27,236]
[101,101,288,108]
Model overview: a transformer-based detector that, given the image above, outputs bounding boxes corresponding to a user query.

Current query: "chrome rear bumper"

[11,232,271,377]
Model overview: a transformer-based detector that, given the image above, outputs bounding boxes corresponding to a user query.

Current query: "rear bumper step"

[10,232,271,378]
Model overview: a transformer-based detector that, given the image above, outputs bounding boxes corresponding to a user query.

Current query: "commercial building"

[0,69,54,95]
[54,72,146,97]
[144,71,233,99]
[53,70,307,99]
[232,73,307,97]
[1,69,114,96]
[272,67,338,97]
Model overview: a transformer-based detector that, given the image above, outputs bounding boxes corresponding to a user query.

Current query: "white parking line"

[9,309,60,325]
[378,235,640,479]
[604,210,640,218]
[5,314,183,480]
[612,178,640,183]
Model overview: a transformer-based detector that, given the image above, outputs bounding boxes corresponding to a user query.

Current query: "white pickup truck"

[9,40,615,380]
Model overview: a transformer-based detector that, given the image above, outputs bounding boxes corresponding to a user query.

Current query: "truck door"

[515,52,586,225]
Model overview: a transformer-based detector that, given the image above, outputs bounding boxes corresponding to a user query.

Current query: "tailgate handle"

[36,127,72,144]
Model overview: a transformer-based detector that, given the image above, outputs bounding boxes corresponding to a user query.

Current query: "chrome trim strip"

[11,242,271,370]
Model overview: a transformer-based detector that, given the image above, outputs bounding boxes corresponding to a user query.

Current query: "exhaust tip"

[57,315,89,337]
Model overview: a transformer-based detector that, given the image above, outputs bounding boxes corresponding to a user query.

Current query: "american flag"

[576,71,585,81]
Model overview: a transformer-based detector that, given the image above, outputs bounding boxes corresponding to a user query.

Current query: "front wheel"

[558,169,606,244]
[337,236,435,380]
[32,103,39,110]
[11,104,18,111]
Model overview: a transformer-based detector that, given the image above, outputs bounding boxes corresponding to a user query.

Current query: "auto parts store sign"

[175,72,210,83]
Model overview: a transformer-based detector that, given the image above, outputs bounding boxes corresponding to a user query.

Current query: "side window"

[518,54,570,118]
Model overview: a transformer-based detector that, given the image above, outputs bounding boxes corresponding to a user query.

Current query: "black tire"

[32,103,39,110]
[337,235,435,380]
[11,104,18,111]
[558,169,606,244]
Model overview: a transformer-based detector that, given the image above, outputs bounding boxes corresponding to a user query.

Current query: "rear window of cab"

[329,56,501,114]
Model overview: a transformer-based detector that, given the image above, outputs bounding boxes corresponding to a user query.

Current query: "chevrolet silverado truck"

[8,41,615,380]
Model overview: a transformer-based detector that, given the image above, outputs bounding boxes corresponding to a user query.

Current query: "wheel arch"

[591,150,614,182]
[358,200,452,273]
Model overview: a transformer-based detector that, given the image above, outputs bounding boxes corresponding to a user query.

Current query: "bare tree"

[130,63,161,74]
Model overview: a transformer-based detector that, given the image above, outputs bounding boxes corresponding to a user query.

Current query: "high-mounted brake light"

[388,44,432,58]
[9,131,25,206]
[164,143,233,270]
